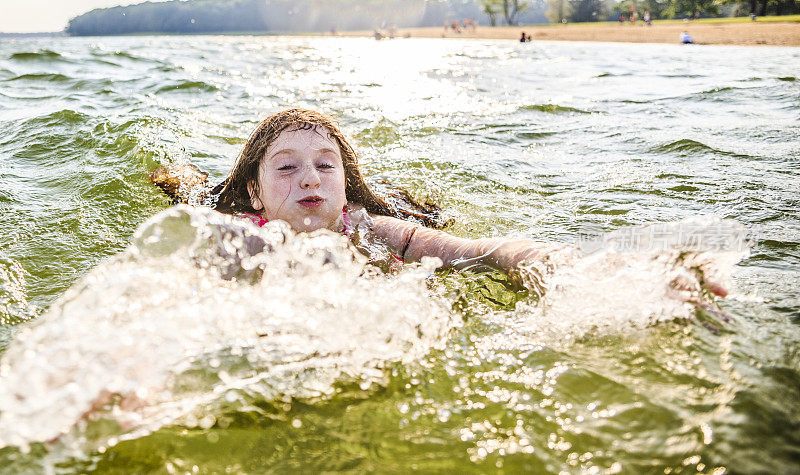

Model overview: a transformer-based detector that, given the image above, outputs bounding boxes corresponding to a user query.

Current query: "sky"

[0,0,166,33]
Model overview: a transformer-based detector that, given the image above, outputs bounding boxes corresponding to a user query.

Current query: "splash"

[513,217,750,341]
[0,206,456,452]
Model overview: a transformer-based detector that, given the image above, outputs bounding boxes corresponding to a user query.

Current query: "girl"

[151,108,727,296]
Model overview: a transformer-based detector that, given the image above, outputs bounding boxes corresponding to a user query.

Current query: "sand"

[331,21,800,46]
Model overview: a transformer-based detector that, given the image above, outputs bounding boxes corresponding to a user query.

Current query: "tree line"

[482,0,798,24]
[65,0,547,36]
[64,0,800,35]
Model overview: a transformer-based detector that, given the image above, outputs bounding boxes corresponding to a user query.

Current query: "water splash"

[0,206,456,453]
[513,217,750,342]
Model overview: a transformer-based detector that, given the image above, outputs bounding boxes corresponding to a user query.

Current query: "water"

[0,35,798,472]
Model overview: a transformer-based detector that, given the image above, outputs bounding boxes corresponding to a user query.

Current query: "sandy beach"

[334,21,800,46]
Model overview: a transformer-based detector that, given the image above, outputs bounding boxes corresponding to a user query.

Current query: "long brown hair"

[213,108,448,228]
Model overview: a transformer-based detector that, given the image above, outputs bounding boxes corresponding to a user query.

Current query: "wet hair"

[213,108,448,228]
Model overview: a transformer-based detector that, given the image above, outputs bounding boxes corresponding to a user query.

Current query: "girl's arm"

[369,215,557,272]
[357,211,728,298]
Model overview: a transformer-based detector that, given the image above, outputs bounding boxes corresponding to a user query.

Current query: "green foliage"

[502,0,532,25]
[481,0,504,25]
[64,0,439,36]
[66,0,269,35]
[547,0,606,21]
[546,0,571,21]
[569,0,607,21]
[614,0,670,18]
[481,0,538,25]
[550,0,796,21]
[663,0,719,17]
[745,0,800,15]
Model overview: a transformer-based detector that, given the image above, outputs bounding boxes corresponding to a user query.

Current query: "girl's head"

[214,108,447,230]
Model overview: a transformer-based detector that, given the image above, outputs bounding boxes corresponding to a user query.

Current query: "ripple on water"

[153,80,220,94]
[518,104,591,114]
[25,109,92,128]
[90,50,150,62]
[5,73,71,83]
[0,255,31,326]
[650,138,750,158]
[9,50,67,62]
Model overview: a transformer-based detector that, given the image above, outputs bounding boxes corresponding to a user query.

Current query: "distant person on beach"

[148,108,730,297]
[680,31,694,44]
[644,12,651,26]
[520,32,529,42]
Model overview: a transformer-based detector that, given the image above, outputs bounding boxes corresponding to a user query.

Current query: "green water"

[0,36,799,473]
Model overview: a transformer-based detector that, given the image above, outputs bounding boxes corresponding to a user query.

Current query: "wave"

[9,50,66,62]
[519,104,591,114]
[650,139,731,156]
[154,80,219,94]
[696,86,735,95]
[0,206,455,452]
[516,131,556,140]
[25,109,92,128]
[594,72,631,78]
[659,73,704,79]
[667,184,700,192]
[356,121,401,147]
[91,50,148,62]
[5,73,71,83]
[0,255,31,326]
[469,124,555,140]
[668,86,745,103]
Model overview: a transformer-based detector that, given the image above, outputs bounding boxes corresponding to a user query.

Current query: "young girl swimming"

[151,107,727,296]
[152,108,558,275]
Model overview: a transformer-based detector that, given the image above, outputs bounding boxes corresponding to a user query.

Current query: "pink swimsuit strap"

[239,207,354,237]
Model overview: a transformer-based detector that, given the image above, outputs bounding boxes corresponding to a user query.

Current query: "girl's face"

[249,126,347,232]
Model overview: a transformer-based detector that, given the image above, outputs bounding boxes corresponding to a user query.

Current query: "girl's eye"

[277,165,295,171]
[317,163,334,170]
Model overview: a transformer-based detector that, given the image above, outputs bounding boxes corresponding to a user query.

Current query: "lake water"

[0,35,798,473]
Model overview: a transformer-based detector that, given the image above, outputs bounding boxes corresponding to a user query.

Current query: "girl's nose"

[299,166,321,189]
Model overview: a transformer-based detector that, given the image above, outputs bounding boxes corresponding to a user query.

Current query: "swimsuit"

[238,207,353,238]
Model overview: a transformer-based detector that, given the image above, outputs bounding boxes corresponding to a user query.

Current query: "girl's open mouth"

[298,196,324,208]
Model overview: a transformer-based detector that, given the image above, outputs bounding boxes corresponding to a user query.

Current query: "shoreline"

[329,22,800,47]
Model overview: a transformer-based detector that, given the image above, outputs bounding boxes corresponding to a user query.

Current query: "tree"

[502,0,530,24]
[547,0,571,21]
[481,0,531,25]
[568,0,606,21]
[663,0,720,16]
[482,0,504,25]
[719,0,799,15]
[614,0,669,18]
